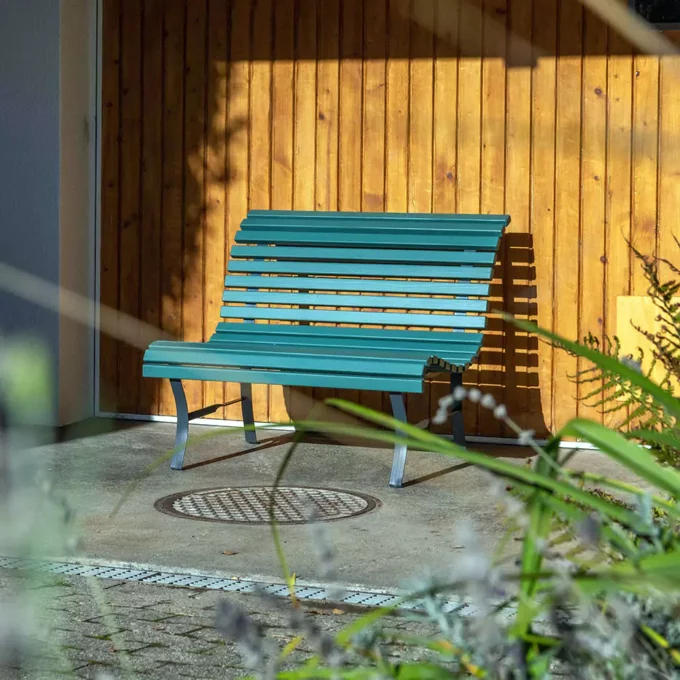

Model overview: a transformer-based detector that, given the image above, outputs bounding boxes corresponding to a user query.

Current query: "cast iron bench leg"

[170,379,189,470]
[388,392,408,488]
[241,383,257,444]
[450,372,465,447]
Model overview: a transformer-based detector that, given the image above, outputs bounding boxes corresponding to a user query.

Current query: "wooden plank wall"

[100,0,680,438]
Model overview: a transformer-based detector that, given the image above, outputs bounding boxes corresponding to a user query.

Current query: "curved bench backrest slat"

[222,210,508,330]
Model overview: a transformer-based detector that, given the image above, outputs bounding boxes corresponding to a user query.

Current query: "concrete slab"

[37,420,650,593]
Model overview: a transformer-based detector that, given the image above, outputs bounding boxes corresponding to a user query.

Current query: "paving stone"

[0,569,445,680]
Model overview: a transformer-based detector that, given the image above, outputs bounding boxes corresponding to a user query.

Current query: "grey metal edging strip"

[0,556,468,615]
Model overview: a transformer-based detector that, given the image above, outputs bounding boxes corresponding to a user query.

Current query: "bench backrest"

[221,211,508,331]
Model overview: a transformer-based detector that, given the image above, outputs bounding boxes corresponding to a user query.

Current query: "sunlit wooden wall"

[100,0,680,439]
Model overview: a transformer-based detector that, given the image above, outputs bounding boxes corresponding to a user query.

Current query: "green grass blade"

[559,419,680,498]
[628,428,680,452]
[323,402,652,531]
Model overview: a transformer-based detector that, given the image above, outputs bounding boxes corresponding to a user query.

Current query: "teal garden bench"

[143,210,508,488]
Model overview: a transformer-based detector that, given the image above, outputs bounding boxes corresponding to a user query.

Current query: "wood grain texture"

[290,0,317,421]
[579,10,607,424]
[552,0,583,432]
[159,0,186,417]
[360,0,387,415]
[118,0,143,414]
[225,0,251,421]
[101,0,677,441]
[456,0,482,436]
[100,0,121,413]
[203,0,229,419]
[337,0,363,411]
[269,0,295,423]
[139,0,164,416]
[658,55,680,281]
[407,0,434,427]
[182,0,208,413]
[314,0,341,412]
[631,53,660,294]
[530,0,557,437]
[480,0,507,437]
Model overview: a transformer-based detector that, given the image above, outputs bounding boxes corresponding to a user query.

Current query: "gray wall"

[0,0,61,363]
[0,0,95,425]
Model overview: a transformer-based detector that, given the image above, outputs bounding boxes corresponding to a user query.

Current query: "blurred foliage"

[571,242,680,469]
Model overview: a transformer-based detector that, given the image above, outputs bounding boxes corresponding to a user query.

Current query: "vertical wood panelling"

[102,0,678,441]
[290,0,317,420]
[604,28,633,430]
[658,56,680,281]
[100,0,121,413]
[203,0,229,419]
[337,0,363,411]
[159,0,186,417]
[406,0,435,427]
[385,0,411,421]
[429,0,459,433]
[504,0,533,433]
[480,0,507,437]
[552,0,583,432]
[385,0,409,215]
[182,0,208,413]
[632,52,660,294]
[579,11,608,423]
[530,0,557,436]
[118,0,143,415]
[139,0,164,416]
[456,0,483,435]
[605,30,633,343]
[248,0,273,423]
[269,0,295,423]
[361,0,387,415]
[224,0,251,420]
[314,0,340,410]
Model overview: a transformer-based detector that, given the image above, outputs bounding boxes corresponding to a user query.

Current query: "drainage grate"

[0,556,471,616]
[154,486,380,525]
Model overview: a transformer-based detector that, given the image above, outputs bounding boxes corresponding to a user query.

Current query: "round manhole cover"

[154,486,380,525]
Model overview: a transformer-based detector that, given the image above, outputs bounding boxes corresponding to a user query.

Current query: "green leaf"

[515,438,560,637]
[559,419,680,498]
[502,315,680,420]
[575,549,680,593]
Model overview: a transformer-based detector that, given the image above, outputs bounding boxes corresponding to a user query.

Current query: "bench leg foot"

[450,372,466,447]
[388,393,408,488]
[170,379,189,470]
[241,383,257,445]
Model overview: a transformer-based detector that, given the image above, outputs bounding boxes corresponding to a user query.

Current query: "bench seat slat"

[145,347,427,376]
[219,306,487,329]
[143,364,425,393]
[230,246,495,266]
[212,321,484,346]
[221,291,488,313]
[149,340,475,366]
[223,275,491,296]
[206,337,480,363]
[229,260,493,280]
[234,231,501,249]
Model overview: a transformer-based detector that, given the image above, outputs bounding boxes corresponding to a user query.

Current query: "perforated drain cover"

[155,486,380,525]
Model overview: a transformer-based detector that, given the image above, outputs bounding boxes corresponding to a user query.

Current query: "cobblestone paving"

[0,570,442,679]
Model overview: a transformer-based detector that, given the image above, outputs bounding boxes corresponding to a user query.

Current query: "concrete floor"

[36,419,649,593]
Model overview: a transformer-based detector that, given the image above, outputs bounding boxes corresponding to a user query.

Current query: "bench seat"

[142,210,508,487]
[145,324,483,393]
